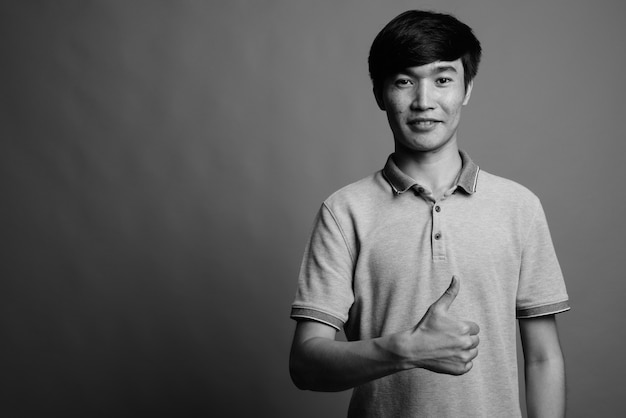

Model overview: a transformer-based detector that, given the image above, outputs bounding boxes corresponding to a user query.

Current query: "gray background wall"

[2,1,625,417]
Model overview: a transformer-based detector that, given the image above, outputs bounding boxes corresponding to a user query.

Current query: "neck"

[393,142,462,199]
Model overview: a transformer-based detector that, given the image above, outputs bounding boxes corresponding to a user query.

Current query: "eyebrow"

[402,65,459,77]
[431,65,458,74]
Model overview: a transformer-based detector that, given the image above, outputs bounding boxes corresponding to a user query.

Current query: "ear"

[373,86,386,111]
[462,80,474,106]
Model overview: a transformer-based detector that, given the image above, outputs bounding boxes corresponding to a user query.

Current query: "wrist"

[380,330,416,372]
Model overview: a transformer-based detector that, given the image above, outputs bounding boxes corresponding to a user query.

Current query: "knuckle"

[460,352,472,363]
[463,337,474,349]
[452,361,473,375]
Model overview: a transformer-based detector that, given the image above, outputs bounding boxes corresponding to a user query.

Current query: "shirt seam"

[516,297,569,311]
[322,202,355,264]
[516,299,570,319]
[517,307,570,319]
[291,314,342,330]
[291,305,345,329]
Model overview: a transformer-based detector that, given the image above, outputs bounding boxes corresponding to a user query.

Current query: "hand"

[404,276,480,375]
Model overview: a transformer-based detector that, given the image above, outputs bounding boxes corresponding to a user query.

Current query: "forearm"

[524,352,566,417]
[519,315,566,417]
[290,278,479,392]
[290,333,409,392]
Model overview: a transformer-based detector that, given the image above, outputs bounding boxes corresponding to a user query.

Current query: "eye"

[436,77,453,86]
[394,78,414,87]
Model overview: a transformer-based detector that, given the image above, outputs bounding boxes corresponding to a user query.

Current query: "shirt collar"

[382,150,480,195]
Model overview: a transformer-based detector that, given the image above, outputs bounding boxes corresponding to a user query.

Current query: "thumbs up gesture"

[399,276,480,375]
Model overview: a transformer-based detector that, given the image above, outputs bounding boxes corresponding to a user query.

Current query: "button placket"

[432,202,446,260]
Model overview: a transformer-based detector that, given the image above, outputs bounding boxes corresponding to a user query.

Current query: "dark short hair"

[368,10,482,94]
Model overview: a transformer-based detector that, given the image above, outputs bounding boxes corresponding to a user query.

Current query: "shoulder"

[323,170,389,211]
[477,169,542,209]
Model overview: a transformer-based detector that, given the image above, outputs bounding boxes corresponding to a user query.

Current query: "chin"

[398,139,453,154]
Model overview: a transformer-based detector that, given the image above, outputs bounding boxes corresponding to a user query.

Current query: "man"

[289,10,569,417]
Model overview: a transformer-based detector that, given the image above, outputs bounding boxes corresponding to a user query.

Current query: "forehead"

[399,59,464,78]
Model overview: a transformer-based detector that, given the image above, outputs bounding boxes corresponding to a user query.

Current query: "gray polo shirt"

[291,151,569,417]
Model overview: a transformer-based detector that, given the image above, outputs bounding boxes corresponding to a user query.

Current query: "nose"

[411,83,435,110]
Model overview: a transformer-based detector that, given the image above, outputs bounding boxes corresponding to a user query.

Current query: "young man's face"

[376,59,473,155]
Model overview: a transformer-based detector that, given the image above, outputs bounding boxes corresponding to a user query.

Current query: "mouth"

[408,119,440,130]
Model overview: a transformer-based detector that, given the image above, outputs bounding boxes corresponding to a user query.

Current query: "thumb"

[432,276,460,311]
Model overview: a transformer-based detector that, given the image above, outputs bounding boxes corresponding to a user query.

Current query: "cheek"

[384,101,407,126]
[443,97,466,116]
[383,91,411,113]
[385,98,403,113]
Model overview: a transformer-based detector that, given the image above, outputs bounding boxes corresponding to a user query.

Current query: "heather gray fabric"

[291,151,569,417]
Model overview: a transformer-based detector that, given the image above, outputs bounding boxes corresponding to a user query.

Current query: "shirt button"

[435,205,441,212]
[434,232,442,240]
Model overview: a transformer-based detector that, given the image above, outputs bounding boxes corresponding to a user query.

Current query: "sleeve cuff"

[516,300,570,319]
[290,307,344,331]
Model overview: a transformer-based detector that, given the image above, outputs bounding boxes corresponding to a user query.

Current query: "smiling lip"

[408,118,440,131]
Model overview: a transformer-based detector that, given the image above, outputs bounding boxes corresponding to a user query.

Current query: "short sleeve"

[290,203,355,330]
[516,200,570,318]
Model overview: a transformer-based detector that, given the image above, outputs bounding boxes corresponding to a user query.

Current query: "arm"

[289,320,407,392]
[289,276,480,391]
[519,315,566,418]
